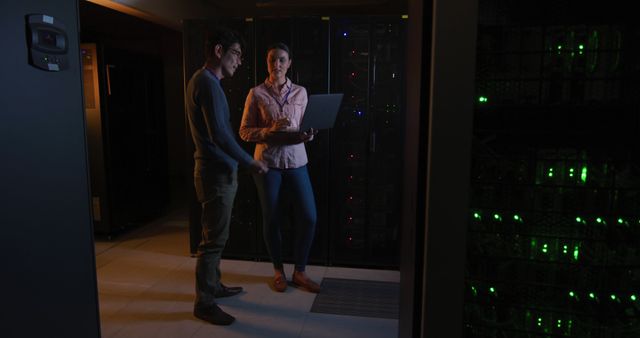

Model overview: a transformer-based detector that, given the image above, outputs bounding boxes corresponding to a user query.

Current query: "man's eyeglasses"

[227,48,243,60]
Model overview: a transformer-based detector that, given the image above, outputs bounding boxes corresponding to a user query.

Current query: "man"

[186,27,268,326]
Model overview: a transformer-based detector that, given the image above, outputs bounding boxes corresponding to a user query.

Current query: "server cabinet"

[464,1,640,336]
[329,17,405,267]
[82,43,170,236]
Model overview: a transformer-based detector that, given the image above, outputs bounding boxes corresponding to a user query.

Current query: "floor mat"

[310,278,399,319]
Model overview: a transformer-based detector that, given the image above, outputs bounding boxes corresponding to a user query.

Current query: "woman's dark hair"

[267,42,292,59]
[205,27,246,60]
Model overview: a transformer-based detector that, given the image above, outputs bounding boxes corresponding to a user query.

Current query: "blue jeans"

[194,168,237,306]
[253,165,317,272]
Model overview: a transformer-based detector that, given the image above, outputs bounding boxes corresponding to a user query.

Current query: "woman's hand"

[268,117,291,132]
[300,128,318,142]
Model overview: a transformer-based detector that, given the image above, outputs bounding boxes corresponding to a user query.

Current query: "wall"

[0,1,101,337]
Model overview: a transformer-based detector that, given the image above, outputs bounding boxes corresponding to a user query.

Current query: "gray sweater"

[186,67,253,172]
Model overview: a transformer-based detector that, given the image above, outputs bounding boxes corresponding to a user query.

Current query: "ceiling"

[86,0,407,31]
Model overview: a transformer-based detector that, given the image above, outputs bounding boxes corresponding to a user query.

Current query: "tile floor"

[94,209,400,338]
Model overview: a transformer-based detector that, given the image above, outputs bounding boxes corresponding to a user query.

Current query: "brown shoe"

[273,273,287,292]
[292,271,321,293]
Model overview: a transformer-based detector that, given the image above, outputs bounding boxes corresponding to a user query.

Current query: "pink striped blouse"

[239,78,309,169]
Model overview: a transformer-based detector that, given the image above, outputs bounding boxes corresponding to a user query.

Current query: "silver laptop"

[299,93,344,131]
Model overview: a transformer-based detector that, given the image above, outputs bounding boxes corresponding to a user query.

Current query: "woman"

[239,42,320,293]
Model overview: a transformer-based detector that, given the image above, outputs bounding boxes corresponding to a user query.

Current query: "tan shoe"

[273,272,287,292]
[292,271,321,293]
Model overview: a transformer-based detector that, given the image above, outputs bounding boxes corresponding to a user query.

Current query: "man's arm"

[200,81,254,165]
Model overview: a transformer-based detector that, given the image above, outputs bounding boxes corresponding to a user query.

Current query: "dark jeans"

[194,169,237,306]
[253,165,317,272]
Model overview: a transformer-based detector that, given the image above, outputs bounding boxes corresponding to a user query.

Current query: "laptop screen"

[300,93,344,131]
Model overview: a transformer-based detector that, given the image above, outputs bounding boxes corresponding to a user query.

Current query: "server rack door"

[82,42,111,234]
[329,17,406,268]
[465,1,640,336]
[100,47,170,234]
[224,19,262,260]
[290,17,331,265]
[366,19,405,267]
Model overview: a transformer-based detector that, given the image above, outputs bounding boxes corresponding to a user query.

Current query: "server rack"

[329,17,405,267]
[464,1,640,336]
[82,43,170,236]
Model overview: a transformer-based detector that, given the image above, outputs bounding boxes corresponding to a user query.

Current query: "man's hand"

[249,160,269,174]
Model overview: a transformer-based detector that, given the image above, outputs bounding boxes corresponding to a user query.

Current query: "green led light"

[563,245,569,254]
[473,212,481,220]
[471,286,478,296]
[576,217,584,223]
[537,317,543,326]
[478,96,488,103]
[618,218,624,224]
[513,214,522,222]
[579,44,584,50]
[547,168,554,177]
[596,217,604,224]
[631,295,637,301]
[542,243,548,253]
[573,246,580,260]
[569,291,575,297]
[557,319,562,328]
[489,287,495,293]
[493,214,502,221]
[581,166,588,183]
[610,294,617,301]
[557,45,562,50]
[589,292,596,299]
[569,168,575,177]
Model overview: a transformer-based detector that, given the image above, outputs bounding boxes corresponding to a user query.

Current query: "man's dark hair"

[205,27,246,60]
[267,42,292,59]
